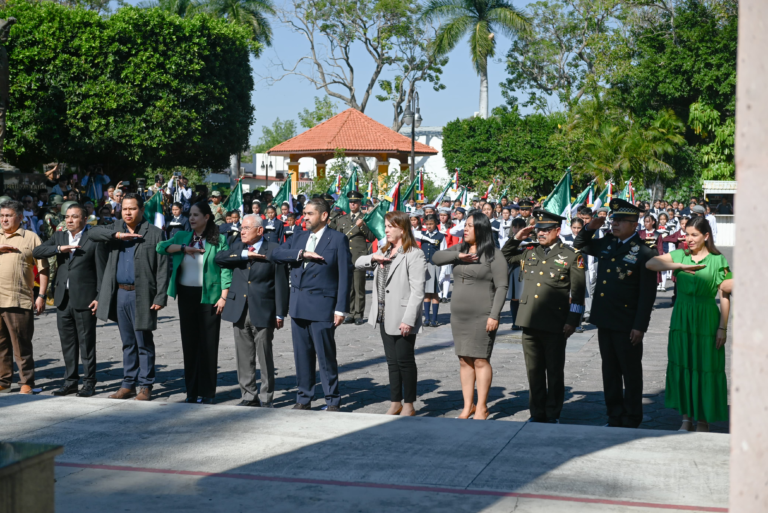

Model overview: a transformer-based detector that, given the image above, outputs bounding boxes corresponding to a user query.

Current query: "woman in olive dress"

[646,216,732,432]
[432,212,508,420]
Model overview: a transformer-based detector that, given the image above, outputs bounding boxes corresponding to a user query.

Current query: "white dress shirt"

[66,229,84,289]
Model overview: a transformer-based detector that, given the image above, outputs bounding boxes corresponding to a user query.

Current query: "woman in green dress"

[646,216,732,432]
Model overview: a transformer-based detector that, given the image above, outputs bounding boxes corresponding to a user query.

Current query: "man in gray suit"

[89,193,168,401]
[215,215,289,407]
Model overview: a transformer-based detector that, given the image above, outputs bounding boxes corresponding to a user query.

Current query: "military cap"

[211,190,222,197]
[322,193,335,203]
[311,194,321,199]
[518,199,534,209]
[455,207,466,215]
[438,207,451,214]
[691,205,707,216]
[533,208,565,229]
[346,190,364,201]
[424,204,436,210]
[597,206,610,213]
[510,203,520,210]
[61,200,79,213]
[409,209,424,218]
[50,194,64,206]
[609,198,641,219]
[502,206,511,212]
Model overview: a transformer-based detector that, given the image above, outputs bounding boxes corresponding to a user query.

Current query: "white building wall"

[398,126,449,186]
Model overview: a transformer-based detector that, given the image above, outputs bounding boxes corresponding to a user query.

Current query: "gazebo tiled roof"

[268,108,438,158]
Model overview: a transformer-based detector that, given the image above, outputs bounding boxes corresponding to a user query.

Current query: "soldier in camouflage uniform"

[40,195,64,302]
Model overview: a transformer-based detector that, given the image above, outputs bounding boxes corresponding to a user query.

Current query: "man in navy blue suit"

[270,198,353,411]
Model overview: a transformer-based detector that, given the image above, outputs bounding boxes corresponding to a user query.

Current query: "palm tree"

[204,0,275,49]
[421,0,530,119]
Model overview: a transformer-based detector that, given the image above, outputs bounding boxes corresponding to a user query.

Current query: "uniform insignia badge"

[618,272,626,280]
[550,271,555,278]
[627,270,633,276]
[576,255,584,269]
[606,245,612,250]
[630,245,639,254]
[623,254,638,264]
[616,267,622,274]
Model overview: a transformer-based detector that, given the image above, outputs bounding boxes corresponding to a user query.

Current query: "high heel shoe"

[401,409,416,417]
[458,404,476,419]
[387,405,403,415]
[678,419,693,432]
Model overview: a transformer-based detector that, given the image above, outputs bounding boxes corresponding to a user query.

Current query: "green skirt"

[664,295,728,422]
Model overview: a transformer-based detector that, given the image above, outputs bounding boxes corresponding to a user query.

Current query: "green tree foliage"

[298,96,338,130]
[251,118,297,154]
[3,1,256,175]
[202,0,275,53]
[441,107,570,198]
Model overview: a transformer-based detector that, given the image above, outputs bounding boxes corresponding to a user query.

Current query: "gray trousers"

[233,309,275,404]
[350,268,367,320]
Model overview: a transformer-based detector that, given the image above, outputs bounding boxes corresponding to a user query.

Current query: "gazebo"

[268,108,438,195]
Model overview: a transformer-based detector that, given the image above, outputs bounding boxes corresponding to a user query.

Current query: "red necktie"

[248,246,255,252]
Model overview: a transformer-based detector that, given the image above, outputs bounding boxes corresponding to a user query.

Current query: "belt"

[118,284,136,291]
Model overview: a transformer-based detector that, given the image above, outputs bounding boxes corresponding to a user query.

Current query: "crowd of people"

[0,174,733,431]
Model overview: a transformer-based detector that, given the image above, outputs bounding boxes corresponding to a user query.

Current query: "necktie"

[248,246,255,252]
[304,233,317,268]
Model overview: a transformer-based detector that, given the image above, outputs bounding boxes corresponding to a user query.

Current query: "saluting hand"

[515,225,535,240]
[59,245,80,254]
[587,217,606,231]
[247,251,266,260]
[371,252,391,264]
[458,253,479,263]
[116,232,143,241]
[303,251,325,262]
[183,246,205,258]
[0,244,20,253]
[678,263,705,275]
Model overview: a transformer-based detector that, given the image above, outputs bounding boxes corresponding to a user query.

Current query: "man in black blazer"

[33,203,108,397]
[271,198,352,411]
[215,214,288,407]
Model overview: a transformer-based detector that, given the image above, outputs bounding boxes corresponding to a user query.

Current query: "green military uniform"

[573,198,658,428]
[211,192,226,225]
[40,195,65,300]
[331,191,372,323]
[502,209,586,422]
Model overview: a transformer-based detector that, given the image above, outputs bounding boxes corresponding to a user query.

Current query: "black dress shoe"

[261,402,274,408]
[237,399,260,407]
[184,397,199,403]
[200,397,215,404]
[355,318,366,326]
[52,384,79,396]
[292,403,311,410]
[325,405,341,412]
[77,385,96,397]
[431,321,439,328]
[343,317,355,324]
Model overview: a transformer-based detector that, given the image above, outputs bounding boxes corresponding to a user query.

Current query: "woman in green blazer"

[157,201,232,403]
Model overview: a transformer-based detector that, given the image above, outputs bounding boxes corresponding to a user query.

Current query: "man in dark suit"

[215,214,288,407]
[89,193,168,402]
[574,198,658,428]
[270,198,352,411]
[33,204,108,397]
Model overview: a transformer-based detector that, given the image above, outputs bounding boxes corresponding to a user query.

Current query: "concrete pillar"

[731,2,767,510]
[377,154,390,190]
[288,154,299,196]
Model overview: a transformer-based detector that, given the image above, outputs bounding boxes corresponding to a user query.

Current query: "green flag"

[274,176,292,210]
[144,191,165,229]
[571,180,595,216]
[223,180,243,215]
[433,180,452,205]
[363,200,387,241]
[616,178,634,203]
[593,182,612,210]
[399,176,418,212]
[334,169,358,214]
[542,169,572,219]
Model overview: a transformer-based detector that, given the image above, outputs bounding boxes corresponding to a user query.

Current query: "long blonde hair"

[382,211,416,254]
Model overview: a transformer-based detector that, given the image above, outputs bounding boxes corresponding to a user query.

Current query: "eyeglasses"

[535,227,556,233]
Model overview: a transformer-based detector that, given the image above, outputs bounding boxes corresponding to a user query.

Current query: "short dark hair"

[0,199,23,217]
[171,202,183,210]
[122,192,144,209]
[511,217,527,229]
[306,198,330,215]
[580,207,593,216]
[100,205,112,214]
[227,209,239,216]
[66,203,88,218]
[266,205,277,213]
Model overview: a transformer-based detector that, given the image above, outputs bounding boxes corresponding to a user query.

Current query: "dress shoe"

[355,318,366,326]
[431,321,439,328]
[292,403,311,410]
[325,405,341,412]
[575,327,584,334]
[261,402,274,408]
[343,317,355,324]
[200,397,214,404]
[134,387,152,401]
[109,387,136,399]
[0,385,11,394]
[52,384,79,396]
[77,385,96,397]
[19,385,33,395]
[237,400,260,407]
[184,397,199,403]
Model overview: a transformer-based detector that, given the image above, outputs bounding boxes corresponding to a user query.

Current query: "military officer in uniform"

[332,191,372,325]
[573,198,657,428]
[518,199,535,225]
[324,193,345,228]
[502,209,586,423]
[41,195,65,303]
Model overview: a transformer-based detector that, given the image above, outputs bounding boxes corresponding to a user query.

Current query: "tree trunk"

[479,60,489,119]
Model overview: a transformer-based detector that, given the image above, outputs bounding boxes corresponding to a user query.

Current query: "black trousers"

[598,328,644,428]
[177,285,221,399]
[521,328,567,422]
[56,292,97,386]
[380,324,417,403]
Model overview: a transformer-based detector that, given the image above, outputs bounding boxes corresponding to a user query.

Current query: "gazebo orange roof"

[268,108,438,158]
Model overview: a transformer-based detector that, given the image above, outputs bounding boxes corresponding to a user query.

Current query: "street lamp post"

[402,91,422,199]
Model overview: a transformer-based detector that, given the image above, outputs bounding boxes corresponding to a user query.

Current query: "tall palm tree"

[205,0,275,49]
[421,0,530,118]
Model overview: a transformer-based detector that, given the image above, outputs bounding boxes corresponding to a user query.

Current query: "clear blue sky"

[120,0,539,146]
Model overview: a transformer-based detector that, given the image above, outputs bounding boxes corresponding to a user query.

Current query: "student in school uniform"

[437,207,457,303]
[262,205,284,245]
[420,214,446,327]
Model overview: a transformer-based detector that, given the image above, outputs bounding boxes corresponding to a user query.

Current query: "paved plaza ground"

[15,250,734,433]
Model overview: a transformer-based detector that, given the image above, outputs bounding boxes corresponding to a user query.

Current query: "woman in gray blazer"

[356,211,426,416]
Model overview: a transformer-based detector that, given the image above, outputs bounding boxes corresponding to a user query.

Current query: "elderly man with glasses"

[502,209,586,424]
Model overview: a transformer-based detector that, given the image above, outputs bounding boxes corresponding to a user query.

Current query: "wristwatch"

[37,294,46,300]
[180,244,187,254]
